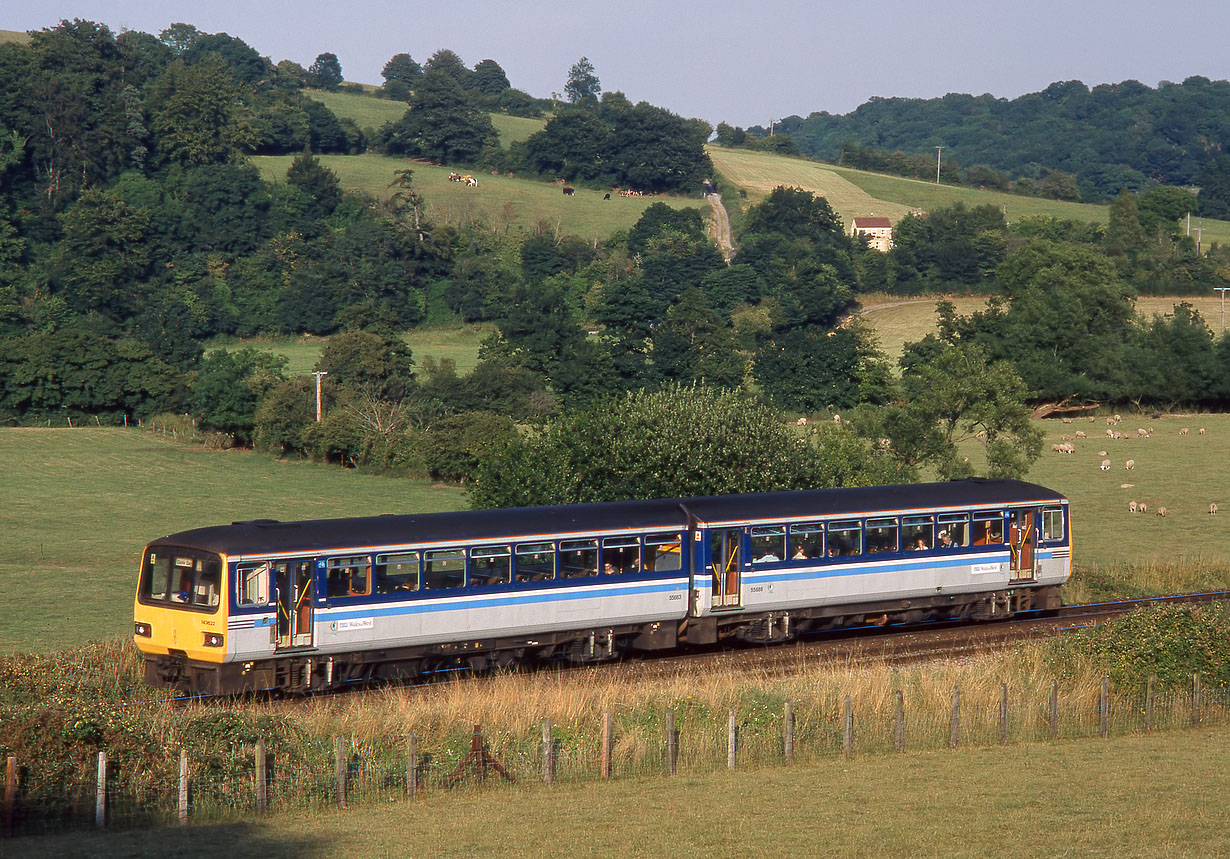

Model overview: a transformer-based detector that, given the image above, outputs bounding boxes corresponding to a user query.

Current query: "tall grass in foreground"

[1064,558,1230,605]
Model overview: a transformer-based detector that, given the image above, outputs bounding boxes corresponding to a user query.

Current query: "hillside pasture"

[252,153,703,242]
[212,324,494,378]
[709,145,1230,247]
[304,88,408,131]
[0,428,466,654]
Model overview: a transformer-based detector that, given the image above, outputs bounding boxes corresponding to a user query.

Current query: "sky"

[6,1,1230,129]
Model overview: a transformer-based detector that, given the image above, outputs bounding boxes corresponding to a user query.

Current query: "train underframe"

[144,584,1062,696]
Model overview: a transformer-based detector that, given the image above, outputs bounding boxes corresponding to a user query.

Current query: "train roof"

[148,479,1066,558]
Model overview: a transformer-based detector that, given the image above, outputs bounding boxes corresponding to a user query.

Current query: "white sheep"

[1128,501,1138,513]
[1125,459,1135,470]
[1210,503,1219,515]
[1156,506,1167,517]
[1179,427,1189,436]
[1100,459,1111,471]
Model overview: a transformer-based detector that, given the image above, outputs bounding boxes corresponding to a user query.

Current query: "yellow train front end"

[133,544,231,695]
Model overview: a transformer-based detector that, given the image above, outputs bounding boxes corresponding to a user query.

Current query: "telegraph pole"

[1215,287,1230,336]
[311,370,328,422]
[935,146,944,184]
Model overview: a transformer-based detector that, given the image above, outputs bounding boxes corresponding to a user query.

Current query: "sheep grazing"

[1105,429,1116,438]
[1099,450,1108,456]
[1128,501,1138,513]
[1060,434,1072,442]
[1156,506,1167,517]
[1100,459,1111,471]
[1136,428,1150,438]
[1211,503,1219,515]
[795,417,807,427]
[1074,431,1087,439]
[1199,427,1206,435]
[1179,427,1190,436]
[1120,483,1134,489]
[1125,459,1135,470]
[1061,418,1073,424]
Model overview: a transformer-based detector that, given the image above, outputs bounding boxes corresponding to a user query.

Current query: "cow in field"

[563,186,575,196]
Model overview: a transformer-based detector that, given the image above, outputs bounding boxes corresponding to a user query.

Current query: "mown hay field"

[0,428,465,654]
[252,152,702,242]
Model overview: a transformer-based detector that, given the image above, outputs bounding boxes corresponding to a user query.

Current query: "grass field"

[211,324,494,377]
[857,294,1230,366]
[252,152,702,241]
[0,429,466,654]
[22,726,1230,857]
[708,146,1230,248]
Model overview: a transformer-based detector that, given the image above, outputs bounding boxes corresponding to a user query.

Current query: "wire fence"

[4,676,1226,838]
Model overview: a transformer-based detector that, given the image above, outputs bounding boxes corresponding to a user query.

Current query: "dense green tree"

[158,23,204,55]
[754,325,866,412]
[651,287,744,386]
[1197,155,1230,219]
[628,202,706,254]
[1105,190,1147,257]
[177,162,271,252]
[467,384,911,508]
[381,53,421,87]
[565,56,600,104]
[285,153,343,221]
[422,49,469,86]
[184,32,270,85]
[315,330,414,401]
[471,59,510,95]
[190,348,287,443]
[254,377,316,455]
[307,52,343,89]
[421,410,518,482]
[378,69,496,164]
[147,56,259,166]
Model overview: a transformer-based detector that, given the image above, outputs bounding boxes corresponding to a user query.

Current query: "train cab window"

[375,552,419,593]
[972,511,1005,545]
[140,552,221,611]
[1041,508,1065,542]
[471,546,511,586]
[644,533,682,571]
[827,521,862,556]
[601,536,640,576]
[236,563,270,606]
[326,556,371,598]
[937,514,969,548]
[751,526,786,563]
[866,518,898,554]
[902,516,934,551]
[423,549,466,590]
[560,539,598,578]
[788,523,824,560]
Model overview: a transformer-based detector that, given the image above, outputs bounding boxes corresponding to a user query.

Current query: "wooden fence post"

[783,701,795,766]
[1049,681,1059,741]
[255,739,267,815]
[999,684,1009,745]
[727,710,738,770]
[541,719,554,786]
[893,690,905,752]
[95,751,107,830]
[601,712,612,780]
[1192,673,1202,727]
[4,756,16,838]
[666,710,678,776]
[178,750,189,825]
[949,686,960,749]
[406,732,417,800]
[1146,677,1156,733]
[335,736,347,808]
[1107,674,1116,738]
[842,695,853,758]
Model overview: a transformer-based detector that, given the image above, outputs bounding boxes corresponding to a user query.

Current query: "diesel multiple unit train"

[134,479,1071,695]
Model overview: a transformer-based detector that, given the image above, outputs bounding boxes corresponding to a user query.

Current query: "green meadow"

[0,428,465,653]
[252,152,702,242]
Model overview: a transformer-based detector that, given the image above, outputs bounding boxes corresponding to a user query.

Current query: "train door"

[1009,510,1037,581]
[710,528,743,609]
[274,559,315,648]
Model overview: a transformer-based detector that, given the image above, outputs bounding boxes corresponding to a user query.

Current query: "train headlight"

[203,632,225,647]
[134,622,152,637]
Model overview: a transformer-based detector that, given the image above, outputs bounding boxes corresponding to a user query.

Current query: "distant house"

[851,216,893,252]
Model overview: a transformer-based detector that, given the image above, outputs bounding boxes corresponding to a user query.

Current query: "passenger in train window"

[937,530,953,549]
[911,536,928,550]
[755,550,780,563]
[792,546,808,560]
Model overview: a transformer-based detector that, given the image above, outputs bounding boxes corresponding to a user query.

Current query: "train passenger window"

[866,518,898,554]
[326,556,371,598]
[902,516,934,551]
[1041,508,1065,542]
[601,536,640,576]
[751,526,786,563]
[375,552,419,593]
[937,514,969,548]
[237,563,270,605]
[560,539,598,578]
[972,511,1004,545]
[471,546,511,586]
[424,549,466,590]
[788,523,824,560]
[644,533,682,571]
[515,543,555,582]
[827,521,862,556]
